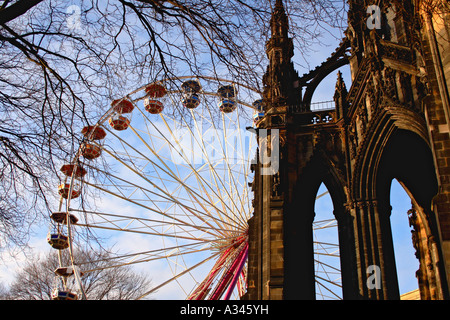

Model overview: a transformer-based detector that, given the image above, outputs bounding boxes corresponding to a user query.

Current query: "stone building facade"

[244,0,450,299]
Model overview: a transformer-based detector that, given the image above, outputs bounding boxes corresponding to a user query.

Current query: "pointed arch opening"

[285,154,356,300]
[375,128,443,299]
[389,179,420,297]
[313,182,342,300]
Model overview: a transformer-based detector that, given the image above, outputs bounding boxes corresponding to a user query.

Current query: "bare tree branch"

[0,0,348,254]
[0,0,44,25]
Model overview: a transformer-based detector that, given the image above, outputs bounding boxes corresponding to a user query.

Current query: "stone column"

[351,199,400,299]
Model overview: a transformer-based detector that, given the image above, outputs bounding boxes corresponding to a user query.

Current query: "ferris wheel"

[47,76,341,300]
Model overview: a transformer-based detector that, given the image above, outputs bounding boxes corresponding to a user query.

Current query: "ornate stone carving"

[380,41,413,63]
[349,122,358,159]
[383,67,398,100]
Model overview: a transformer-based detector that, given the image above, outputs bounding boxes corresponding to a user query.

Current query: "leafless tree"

[3,247,152,300]
[0,0,347,253]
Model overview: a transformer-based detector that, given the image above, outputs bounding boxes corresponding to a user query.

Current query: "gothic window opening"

[375,129,443,300]
[389,179,420,298]
[313,183,342,300]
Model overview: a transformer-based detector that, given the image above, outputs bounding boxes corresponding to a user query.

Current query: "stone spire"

[334,71,348,119]
[263,0,301,110]
[270,0,290,40]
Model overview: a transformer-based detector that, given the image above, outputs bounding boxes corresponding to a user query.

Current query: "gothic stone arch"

[350,105,447,299]
[283,147,353,299]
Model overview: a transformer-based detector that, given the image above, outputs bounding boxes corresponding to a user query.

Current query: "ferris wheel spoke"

[314,257,342,275]
[73,210,239,241]
[314,241,340,250]
[79,240,221,274]
[313,209,341,300]
[314,251,340,258]
[235,111,253,217]
[137,249,223,300]
[199,104,252,226]
[315,275,343,299]
[82,151,243,237]
[166,95,252,218]
[80,179,229,241]
[154,109,249,231]
[316,280,342,300]
[315,274,342,289]
[219,112,250,227]
[103,123,247,234]
[313,218,338,230]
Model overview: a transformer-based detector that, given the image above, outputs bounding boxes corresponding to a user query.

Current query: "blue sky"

[390,180,420,294]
